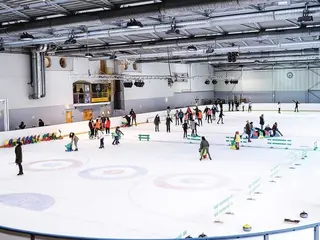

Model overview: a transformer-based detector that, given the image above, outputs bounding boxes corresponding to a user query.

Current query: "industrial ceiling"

[1,0,320,70]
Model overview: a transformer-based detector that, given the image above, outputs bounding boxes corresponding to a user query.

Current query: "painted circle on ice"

[154,173,229,190]
[25,159,82,171]
[79,165,148,180]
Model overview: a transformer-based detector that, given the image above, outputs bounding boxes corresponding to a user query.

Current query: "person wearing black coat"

[166,116,173,133]
[88,119,94,139]
[204,106,209,120]
[293,101,299,112]
[259,114,265,129]
[245,121,252,142]
[15,142,23,176]
[182,121,188,138]
[154,114,161,132]
[217,110,224,124]
[38,119,44,127]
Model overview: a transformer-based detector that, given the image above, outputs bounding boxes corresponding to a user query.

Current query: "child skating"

[69,132,79,151]
[234,131,240,150]
[112,126,124,145]
[199,136,212,161]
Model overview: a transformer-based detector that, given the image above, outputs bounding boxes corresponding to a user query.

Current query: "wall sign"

[287,72,293,79]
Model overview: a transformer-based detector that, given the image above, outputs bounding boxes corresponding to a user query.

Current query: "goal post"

[0,99,9,131]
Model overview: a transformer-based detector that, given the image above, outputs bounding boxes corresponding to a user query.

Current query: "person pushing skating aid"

[199,136,212,161]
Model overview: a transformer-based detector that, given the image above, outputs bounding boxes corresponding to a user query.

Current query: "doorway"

[65,111,73,123]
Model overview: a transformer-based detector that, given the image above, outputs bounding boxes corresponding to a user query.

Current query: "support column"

[314,225,319,240]
[1,99,9,131]
[263,234,269,240]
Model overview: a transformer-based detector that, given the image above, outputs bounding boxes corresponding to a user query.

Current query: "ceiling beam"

[44,0,70,14]
[241,24,260,31]
[98,0,115,8]
[0,2,30,19]
[285,19,300,27]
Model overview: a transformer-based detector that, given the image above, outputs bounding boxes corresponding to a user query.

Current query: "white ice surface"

[0,111,319,239]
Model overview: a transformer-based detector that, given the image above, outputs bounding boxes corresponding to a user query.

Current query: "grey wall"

[0,110,4,132]
[6,91,214,130]
[124,90,214,114]
[215,91,320,103]
[8,105,104,130]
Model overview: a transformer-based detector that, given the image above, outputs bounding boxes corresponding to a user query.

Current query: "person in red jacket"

[105,117,111,134]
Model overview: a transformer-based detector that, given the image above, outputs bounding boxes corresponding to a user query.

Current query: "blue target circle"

[79,165,148,180]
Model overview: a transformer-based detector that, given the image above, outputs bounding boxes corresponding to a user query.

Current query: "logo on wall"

[287,72,293,79]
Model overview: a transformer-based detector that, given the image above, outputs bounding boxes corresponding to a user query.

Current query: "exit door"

[65,111,73,123]
[83,109,93,121]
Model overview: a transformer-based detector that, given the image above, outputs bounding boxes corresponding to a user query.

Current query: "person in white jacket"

[277,102,281,114]
[98,128,105,149]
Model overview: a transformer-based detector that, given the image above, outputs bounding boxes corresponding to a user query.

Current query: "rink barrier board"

[0,220,320,240]
[267,138,292,149]
[225,136,248,145]
[1,103,320,147]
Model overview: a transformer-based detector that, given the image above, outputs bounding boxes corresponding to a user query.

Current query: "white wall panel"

[0,54,100,109]
[242,71,272,91]
[273,69,307,91]
[307,69,320,90]
[215,68,320,92]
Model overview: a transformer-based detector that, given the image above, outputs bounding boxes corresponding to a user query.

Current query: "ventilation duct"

[29,45,47,99]
[0,0,282,47]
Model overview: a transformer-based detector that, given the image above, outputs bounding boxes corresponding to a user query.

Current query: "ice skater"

[199,136,212,161]
[234,131,240,150]
[69,132,79,151]
[15,142,23,176]
[190,119,199,136]
[278,102,281,114]
[293,100,299,112]
[182,120,188,138]
[248,101,252,112]
[217,110,224,124]
[259,114,264,129]
[197,110,203,126]
[166,115,173,133]
[98,128,105,149]
[154,114,160,132]
[112,126,124,145]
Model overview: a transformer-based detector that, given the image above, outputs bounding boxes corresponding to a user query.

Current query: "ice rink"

[0,110,319,240]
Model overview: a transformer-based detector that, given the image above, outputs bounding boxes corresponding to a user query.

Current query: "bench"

[225,136,248,146]
[186,135,201,143]
[267,138,292,149]
[138,134,150,141]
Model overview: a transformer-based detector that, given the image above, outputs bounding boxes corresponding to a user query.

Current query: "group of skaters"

[67,110,136,151]
[153,104,225,137]
[228,100,252,112]
[231,114,283,150]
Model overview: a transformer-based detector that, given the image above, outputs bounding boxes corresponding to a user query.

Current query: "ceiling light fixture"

[206,47,214,54]
[20,32,34,41]
[134,80,145,87]
[85,53,93,58]
[127,19,143,29]
[65,30,77,45]
[187,45,197,52]
[123,81,133,88]
[298,3,313,22]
